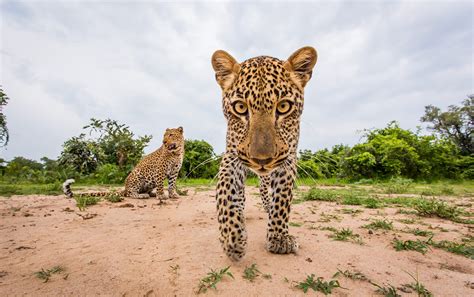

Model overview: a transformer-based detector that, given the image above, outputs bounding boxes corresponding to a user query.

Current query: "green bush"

[93,164,128,184]
[180,140,219,179]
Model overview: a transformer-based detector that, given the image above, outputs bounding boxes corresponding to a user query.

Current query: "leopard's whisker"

[184,154,223,179]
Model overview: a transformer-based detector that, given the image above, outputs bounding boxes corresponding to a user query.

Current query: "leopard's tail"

[62,179,123,198]
[63,179,75,198]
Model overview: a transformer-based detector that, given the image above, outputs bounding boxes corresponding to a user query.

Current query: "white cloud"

[0,0,472,160]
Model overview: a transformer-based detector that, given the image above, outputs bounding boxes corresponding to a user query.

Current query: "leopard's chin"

[248,166,274,176]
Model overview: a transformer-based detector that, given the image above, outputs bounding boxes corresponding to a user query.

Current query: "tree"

[5,156,44,180]
[84,118,152,170]
[421,95,473,155]
[58,134,101,175]
[0,86,9,146]
[180,140,219,179]
[341,121,464,180]
[59,118,152,176]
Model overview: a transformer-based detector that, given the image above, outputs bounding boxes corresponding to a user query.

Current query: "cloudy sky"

[1,0,472,161]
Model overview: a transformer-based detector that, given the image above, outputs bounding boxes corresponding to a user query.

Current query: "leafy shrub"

[180,140,219,179]
[94,164,128,184]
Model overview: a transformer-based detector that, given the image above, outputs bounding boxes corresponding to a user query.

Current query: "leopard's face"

[162,127,184,154]
[212,47,317,175]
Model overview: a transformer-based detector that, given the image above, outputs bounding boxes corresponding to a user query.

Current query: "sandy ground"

[0,186,473,296]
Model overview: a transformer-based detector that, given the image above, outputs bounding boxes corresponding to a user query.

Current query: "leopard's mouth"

[166,143,181,153]
[238,155,288,176]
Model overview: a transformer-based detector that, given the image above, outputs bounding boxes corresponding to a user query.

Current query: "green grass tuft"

[243,263,261,282]
[327,228,363,244]
[34,266,65,283]
[197,266,234,294]
[426,237,474,259]
[296,274,341,295]
[74,195,101,211]
[406,228,434,237]
[301,188,339,202]
[414,199,461,220]
[363,219,393,230]
[393,239,429,254]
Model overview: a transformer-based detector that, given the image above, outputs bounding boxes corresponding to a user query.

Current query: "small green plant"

[414,199,461,220]
[302,188,339,202]
[243,263,261,282]
[370,282,401,297]
[426,237,474,259]
[363,219,393,230]
[364,197,381,209]
[323,227,364,244]
[332,228,355,241]
[341,193,364,205]
[403,271,433,297]
[407,228,434,237]
[74,195,101,211]
[393,239,429,254]
[289,222,303,227]
[197,266,234,294]
[262,274,272,279]
[333,269,367,281]
[34,266,65,283]
[296,274,341,295]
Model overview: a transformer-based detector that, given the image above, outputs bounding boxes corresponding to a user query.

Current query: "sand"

[0,186,473,296]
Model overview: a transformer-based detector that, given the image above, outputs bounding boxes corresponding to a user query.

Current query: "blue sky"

[0,0,472,161]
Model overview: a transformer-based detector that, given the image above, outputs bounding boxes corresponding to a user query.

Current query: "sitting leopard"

[63,127,185,200]
[211,47,318,260]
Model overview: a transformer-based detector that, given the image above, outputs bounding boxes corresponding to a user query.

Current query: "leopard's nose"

[251,158,273,166]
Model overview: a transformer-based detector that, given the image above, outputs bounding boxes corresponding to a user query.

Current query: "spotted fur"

[212,47,318,260]
[63,127,185,199]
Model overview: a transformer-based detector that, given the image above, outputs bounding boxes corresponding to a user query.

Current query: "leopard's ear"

[177,126,183,133]
[211,50,240,91]
[284,46,318,89]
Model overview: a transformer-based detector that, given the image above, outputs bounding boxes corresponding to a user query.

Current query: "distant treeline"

[1,97,472,183]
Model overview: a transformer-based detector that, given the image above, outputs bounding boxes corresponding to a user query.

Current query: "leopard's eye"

[233,101,248,115]
[277,100,293,115]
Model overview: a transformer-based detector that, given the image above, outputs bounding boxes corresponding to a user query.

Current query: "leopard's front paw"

[156,194,167,200]
[219,228,248,261]
[266,233,299,254]
[168,192,180,199]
